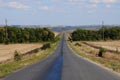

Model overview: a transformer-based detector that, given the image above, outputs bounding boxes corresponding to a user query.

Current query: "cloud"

[86,4,98,8]
[90,0,101,3]
[103,0,117,3]
[0,1,30,10]
[67,0,86,4]
[106,4,111,8]
[8,2,30,9]
[69,0,85,2]
[90,0,117,3]
[39,6,51,11]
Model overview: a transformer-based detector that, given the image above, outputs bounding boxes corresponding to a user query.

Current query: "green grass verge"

[0,40,60,78]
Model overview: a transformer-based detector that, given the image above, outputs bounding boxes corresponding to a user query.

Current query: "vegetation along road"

[1,33,120,80]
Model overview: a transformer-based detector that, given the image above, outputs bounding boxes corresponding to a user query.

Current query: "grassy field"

[86,41,120,52]
[0,44,42,63]
[67,33,120,73]
[0,32,60,63]
[0,33,61,78]
[54,32,59,37]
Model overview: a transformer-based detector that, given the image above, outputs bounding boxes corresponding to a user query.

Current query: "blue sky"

[0,0,120,25]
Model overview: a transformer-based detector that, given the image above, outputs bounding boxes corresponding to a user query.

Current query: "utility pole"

[102,21,104,41]
[5,18,8,26]
[5,18,8,44]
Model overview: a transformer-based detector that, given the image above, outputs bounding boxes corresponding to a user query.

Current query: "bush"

[98,48,106,57]
[34,48,39,53]
[4,39,9,45]
[14,50,21,61]
[75,43,81,47]
[41,43,51,50]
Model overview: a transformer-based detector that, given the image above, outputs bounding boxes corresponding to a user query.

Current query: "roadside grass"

[66,33,120,73]
[0,38,60,78]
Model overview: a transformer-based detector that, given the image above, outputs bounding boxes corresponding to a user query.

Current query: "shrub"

[41,43,51,50]
[4,39,9,45]
[98,48,106,57]
[75,43,81,47]
[34,48,39,53]
[14,50,21,61]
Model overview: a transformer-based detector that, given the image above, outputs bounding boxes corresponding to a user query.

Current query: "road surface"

[1,33,120,80]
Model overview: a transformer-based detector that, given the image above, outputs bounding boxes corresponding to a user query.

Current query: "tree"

[71,27,120,41]
[0,27,55,43]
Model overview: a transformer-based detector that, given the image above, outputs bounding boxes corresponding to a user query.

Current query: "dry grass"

[66,33,120,73]
[85,41,120,61]
[0,44,42,63]
[68,41,120,73]
[0,33,61,78]
[54,32,59,37]
[71,41,99,57]
[0,41,59,78]
[86,41,120,52]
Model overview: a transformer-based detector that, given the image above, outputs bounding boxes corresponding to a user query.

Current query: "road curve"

[1,33,120,80]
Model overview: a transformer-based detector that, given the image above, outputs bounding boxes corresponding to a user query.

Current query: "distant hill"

[0,25,120,32]
[50,25,120,32]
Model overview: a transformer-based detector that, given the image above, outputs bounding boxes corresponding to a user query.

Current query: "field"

[67,33,120,73]
[0,32,61,78]
[0,41,59,78]
[86,41,120,52]
[0,44,42,63]
[0,32,59,63]
[54,32,59,37]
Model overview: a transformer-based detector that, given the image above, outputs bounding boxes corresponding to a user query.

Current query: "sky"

[0,0,120,26]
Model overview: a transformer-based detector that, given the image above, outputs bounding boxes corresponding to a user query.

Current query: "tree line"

[71,27,120,41]
[0,26,55,43]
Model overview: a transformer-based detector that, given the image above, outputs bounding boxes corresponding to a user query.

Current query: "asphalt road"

[1,33,120,80]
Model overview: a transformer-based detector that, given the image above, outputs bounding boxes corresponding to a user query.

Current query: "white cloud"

[68,0,85,4]
[39,6,51,11]
[90,0,117,3]
[90,0,101,3]
[103,0,117,3]
[106,4,111,8]
[86,4,98,8]
[69,0,85,2]
[0,1,30,9]
[8,2,30,9]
